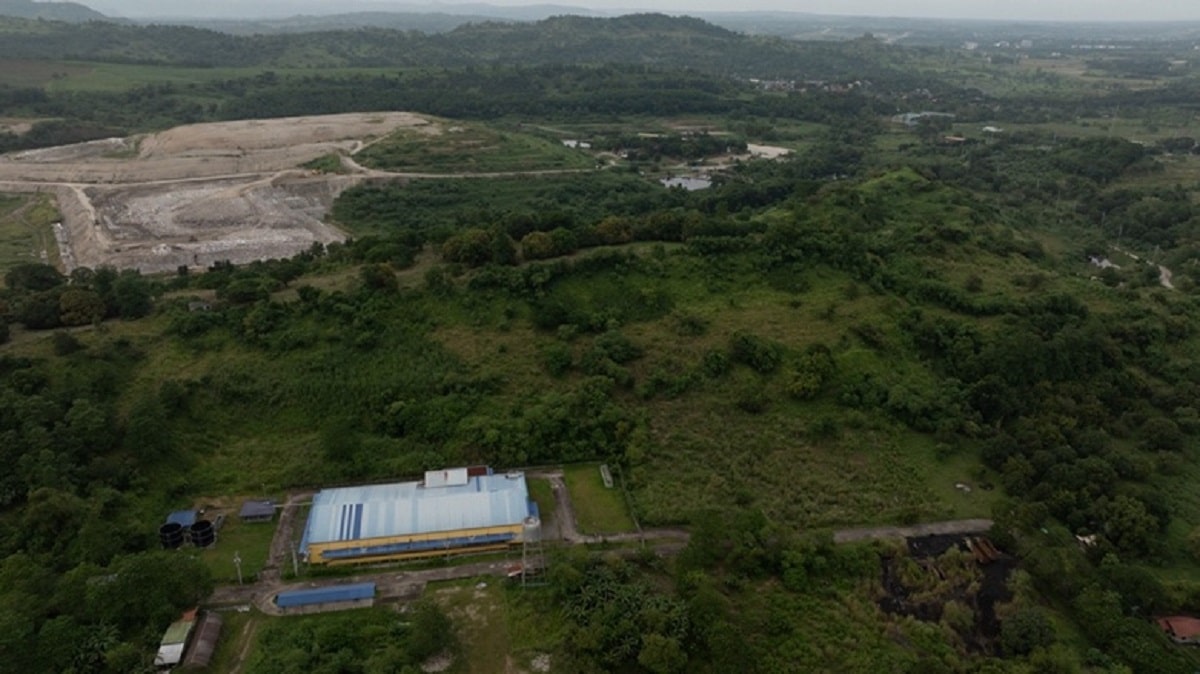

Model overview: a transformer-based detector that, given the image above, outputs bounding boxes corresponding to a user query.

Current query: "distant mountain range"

[0,10,899,82]
[154,11,524,36]
[85,0,605,21]
[0,0,106,21]
[4,0,1200,44]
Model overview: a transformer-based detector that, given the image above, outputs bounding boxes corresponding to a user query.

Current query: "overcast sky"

[86,0,1200,22]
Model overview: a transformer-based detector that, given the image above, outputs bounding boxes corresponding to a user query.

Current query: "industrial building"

[299,468,538,566]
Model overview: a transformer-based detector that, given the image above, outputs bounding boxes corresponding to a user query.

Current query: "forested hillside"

[0,11,906,77]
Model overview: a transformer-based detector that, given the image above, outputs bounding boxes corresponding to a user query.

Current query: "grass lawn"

[198,514,278,583]
[895,431,1003,521]
[0,59,94,88]
[355,123,597,173]
[526,477,556,529]
[430,579,565,674]
[563,463,636,535]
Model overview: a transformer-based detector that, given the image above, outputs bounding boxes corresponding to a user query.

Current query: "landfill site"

[0,112,436,273]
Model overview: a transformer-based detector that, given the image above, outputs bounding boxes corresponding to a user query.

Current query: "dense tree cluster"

[244,603,453,673]
[2,264,154,333]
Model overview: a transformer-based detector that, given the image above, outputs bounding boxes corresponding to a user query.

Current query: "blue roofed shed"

[275,583,375,613]
[166,510,197,527]
[238,500,275,523]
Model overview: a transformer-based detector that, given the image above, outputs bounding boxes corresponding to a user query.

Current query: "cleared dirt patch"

[0,117,42,136]
[82,173,355,273]
[138,112,433,159]
[0,113,440,271]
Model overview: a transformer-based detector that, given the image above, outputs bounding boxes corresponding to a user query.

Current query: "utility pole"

[233,551,243,585]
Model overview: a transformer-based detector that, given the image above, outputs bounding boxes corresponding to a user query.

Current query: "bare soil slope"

[0,113,436,272]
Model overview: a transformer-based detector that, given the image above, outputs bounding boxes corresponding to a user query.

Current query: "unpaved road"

[1113,245,1176,291]
[258,491,313,584]
[832,518,993,544]
[534,468,686,545]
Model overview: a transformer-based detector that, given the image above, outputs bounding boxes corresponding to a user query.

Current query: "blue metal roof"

[166,510,197,527]
[275,582,375,608]
[300,472,530,555]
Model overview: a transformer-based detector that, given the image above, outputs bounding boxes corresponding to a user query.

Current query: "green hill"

[0,12,902,79]
[0,0,106,22]
[3,150,1199,671]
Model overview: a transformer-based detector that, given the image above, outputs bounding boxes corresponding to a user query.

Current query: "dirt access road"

[833,518,994,543]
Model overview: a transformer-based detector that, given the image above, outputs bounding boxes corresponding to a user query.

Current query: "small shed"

[275,582,375,615]
[153,608,197,668]
[238,500,275,523]
[166,510,197,528]
[182,611,222,669]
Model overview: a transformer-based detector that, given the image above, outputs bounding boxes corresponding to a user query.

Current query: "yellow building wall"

[308,523,525,566]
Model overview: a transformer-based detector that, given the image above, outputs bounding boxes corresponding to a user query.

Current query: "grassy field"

[0,192,61,284]
[354,123,597,173]
[430,579,564,674]
[0,59,95,88]
[526,477,557,531]
[562,464,637,534]
[197,514,278,583]
[418,229,1066,533]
